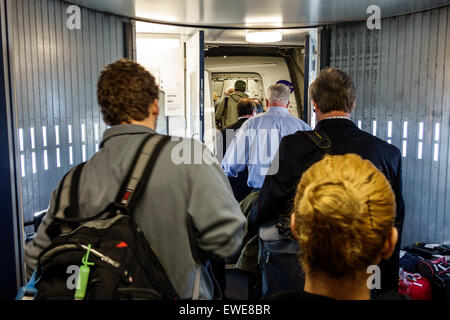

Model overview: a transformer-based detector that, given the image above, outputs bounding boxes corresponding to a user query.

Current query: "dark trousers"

[210,260,226,299]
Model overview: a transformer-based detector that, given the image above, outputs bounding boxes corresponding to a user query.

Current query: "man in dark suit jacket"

[250,67,405,295]
[219,98,255,202]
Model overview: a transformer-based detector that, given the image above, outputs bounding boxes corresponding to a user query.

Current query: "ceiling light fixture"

[246,31,282,43]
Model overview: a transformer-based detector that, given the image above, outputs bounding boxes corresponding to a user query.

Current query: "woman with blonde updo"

[268,153,408,300]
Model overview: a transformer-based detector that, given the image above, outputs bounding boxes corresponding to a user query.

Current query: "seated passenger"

[217,98,255,202]
[215,81,248,128]
[222,83,311,192]
[267,154,408,300]
[251,67,405,294]
[24,59,246,300]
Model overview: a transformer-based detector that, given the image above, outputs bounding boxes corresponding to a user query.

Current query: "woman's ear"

[380,227,398,260]
[290,213,298,240]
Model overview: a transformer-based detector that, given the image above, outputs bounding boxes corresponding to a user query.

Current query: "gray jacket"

[24,124,246,299]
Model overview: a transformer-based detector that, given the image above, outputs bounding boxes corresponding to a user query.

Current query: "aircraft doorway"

[205,48,305,120]
[135,23,320,155]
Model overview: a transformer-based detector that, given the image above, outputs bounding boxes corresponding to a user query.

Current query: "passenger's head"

[237,98,255,117]
[213,92,219,102]
[252,98,264,113]
[234,80,246,92]
[291,154,398,282]
[97,59,159,127]
[266,83,290,108]
[309,67,356,117]
[225,87,235,95]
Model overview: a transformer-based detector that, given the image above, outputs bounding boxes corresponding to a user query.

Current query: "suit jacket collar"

[315,118,357,130]
[231,118,248,127]
[222,117,248,131]
[236,117,248,125]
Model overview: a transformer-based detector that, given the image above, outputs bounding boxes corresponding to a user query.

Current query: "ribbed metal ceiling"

[68,0,450,28]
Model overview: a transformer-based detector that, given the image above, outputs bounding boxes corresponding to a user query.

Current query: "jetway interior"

[68,0,450,28]
[135,23,313,149]
[0,0,449,300]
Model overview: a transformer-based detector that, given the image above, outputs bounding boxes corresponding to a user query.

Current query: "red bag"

[399,270,432,300]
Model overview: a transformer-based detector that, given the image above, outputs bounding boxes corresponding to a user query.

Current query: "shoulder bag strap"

[223,97,229,125]
[301,129,332,155]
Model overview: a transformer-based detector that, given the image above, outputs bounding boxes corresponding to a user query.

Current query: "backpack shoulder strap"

[114,134,171,213]
[301,129,332,154]
[223,97,229,116]
[46,162,86,236]
[47,133,170,236]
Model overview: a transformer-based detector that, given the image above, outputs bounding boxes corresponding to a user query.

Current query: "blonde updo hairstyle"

[292,154,396,279]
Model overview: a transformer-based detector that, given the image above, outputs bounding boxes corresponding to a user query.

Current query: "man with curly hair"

[24,59,245,300]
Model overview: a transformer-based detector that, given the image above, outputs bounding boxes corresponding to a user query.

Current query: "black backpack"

[417,256,450,300]
[18,134,179,300]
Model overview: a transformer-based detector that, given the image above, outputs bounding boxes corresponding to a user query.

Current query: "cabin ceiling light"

[246,31,282,43]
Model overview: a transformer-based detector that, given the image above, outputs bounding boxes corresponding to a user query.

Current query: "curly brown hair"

[97,59,159,125]
[309,67,356,114]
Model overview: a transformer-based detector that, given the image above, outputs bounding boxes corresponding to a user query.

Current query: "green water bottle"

[74,244,94,300]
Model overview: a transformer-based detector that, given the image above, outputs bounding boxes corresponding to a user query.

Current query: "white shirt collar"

[321,116,352,121]
[267,106,290,114]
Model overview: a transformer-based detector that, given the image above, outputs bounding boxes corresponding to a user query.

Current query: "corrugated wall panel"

[9,0,125,234]
[330,5,450,245]
[442,6,450,244]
